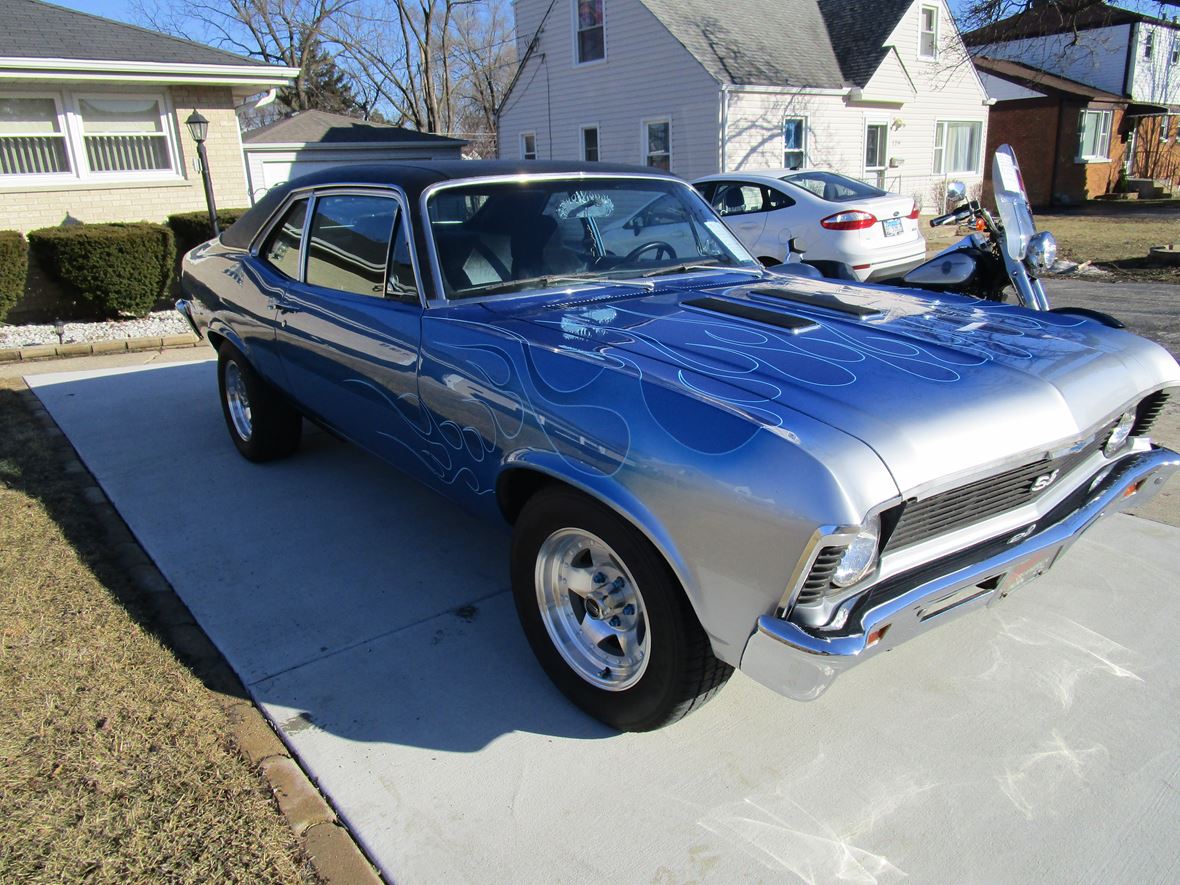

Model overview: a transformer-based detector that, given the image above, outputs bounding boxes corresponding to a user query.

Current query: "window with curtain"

[1077,110,1112,159]
[920,6,939,59]
[0,96,71,176]
[576,0,605,64]
[864,123,887,170]
[933,121,982,174]
[78,96,171,173]
[644,119,670,170]
[783,117,806,168]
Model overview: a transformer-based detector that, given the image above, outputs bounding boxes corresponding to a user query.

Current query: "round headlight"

[1104,410,1136,456]
[831,517,881,588]
[1026,231,1057,272]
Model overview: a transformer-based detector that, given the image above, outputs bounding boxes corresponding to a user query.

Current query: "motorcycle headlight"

[1103,410,1136,456]
[831,516,881,588]
[1026,231,1057,272]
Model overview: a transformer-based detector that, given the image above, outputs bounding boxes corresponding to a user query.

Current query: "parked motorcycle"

[777,144,1123,327]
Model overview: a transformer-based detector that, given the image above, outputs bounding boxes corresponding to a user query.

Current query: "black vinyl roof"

[222,160,680,249]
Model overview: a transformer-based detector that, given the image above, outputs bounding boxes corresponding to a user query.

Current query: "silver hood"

[484,274,1180,494]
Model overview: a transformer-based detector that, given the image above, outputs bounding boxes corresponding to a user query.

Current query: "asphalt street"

[26,355,1180,884]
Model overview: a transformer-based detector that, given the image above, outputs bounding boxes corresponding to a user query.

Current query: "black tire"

[511,486,732,731]
[216,342,302,462]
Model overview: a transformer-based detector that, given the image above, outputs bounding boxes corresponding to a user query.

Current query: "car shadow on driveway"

[27,361,614,750]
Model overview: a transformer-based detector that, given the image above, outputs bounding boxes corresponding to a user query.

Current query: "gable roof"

[963,3,1176,47]
[973,55,1124,102]
[818,0,915,88]
[242,110,466,146]
[635,0,916,89]
[0,0,267,67]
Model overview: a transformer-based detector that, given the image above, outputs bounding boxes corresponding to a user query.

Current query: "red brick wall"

[984,98,1059,206]
[1131,115,1180,187]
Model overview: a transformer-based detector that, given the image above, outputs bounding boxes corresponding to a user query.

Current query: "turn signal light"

[867,624,891,648]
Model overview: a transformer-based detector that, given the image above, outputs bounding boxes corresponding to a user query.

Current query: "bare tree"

[959,0,1180,36]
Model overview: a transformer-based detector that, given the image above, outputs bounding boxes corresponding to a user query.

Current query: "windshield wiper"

[464,273,654,298]
[641,261,763,278]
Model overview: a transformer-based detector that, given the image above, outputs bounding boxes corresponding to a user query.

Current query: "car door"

[760,184,799,261]
[270,188,427,461]
[706,181,768,256]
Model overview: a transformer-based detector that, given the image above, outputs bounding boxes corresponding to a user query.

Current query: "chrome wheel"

[224,360,253,441]
[535,528,650,691]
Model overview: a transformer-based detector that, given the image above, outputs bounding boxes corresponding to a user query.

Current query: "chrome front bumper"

[740,446,1180,701]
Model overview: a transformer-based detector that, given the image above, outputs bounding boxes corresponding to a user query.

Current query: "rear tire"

[511,486,732,731]
[217,342,301,462]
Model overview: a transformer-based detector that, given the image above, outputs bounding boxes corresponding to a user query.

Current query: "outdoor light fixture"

[184,110,220,237]
[54,319,65,345]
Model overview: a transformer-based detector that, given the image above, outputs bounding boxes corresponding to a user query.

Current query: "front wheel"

[511,487,732,731]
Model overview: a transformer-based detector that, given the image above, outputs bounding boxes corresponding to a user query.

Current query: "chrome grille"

[795,546,844,606]
[883,438,1102,554]
[1134,391,1169,436]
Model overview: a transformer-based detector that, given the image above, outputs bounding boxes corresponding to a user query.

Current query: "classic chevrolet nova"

[178,161,1179,731]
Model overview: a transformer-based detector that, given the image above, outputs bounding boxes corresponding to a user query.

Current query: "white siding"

[975,25,1133,95]
[498,0,721,179]
[1129,22,1180,105]
[724,0,989,211]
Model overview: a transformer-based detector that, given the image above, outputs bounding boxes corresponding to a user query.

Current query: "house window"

[521,131,537,160]
[0,96,71,176]
[576,0,605,64]
[1144,31,1154,60]
[581,125,599,161]
[933,120,982,174]
[1,90,179,184]
[1171,41,1179,66]
[643,119,670,170]
[78,96,171,173]
[783,116,807,168]
[1077,110,1112,160]
[865,123,887,171]
[919,5,939,60]
[1162,115,1172,143]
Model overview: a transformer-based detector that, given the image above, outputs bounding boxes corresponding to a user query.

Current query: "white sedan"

[693,169,927,281]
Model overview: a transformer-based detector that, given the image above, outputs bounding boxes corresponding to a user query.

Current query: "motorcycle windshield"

[992,144,1036,262]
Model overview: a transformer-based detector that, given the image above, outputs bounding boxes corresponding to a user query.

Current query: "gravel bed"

[0,311,190,348]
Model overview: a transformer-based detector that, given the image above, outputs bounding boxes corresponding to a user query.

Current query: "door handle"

[268,298,300,314]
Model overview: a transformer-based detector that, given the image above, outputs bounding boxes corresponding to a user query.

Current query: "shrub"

[28,223,175,318]
[0,230,28,323]
[167,209,248,257]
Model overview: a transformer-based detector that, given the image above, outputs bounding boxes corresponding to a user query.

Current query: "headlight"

[1026,231,1057,272]
[1104,410,1136,456]
[831,516,881,588]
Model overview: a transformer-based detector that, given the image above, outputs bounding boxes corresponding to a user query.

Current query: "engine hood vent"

[682,296,818,334]
[743,285,885,320]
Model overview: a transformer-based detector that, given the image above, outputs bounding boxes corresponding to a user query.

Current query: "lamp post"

[185,111,219,237]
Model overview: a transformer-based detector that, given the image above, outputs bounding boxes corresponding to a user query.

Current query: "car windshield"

[427,177,757,299]
[781,171,887,203]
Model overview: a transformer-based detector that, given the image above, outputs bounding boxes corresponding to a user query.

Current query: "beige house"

[0,0,298,232]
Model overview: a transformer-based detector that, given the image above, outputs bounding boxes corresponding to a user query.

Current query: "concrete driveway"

[28,356,1180,883]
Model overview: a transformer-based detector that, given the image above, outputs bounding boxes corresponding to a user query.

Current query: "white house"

[498,0,991,209]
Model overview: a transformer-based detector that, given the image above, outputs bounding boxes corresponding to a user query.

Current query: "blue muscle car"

[178,161,1180,731]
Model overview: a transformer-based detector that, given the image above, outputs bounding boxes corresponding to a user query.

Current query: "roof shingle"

[241,110,466,145]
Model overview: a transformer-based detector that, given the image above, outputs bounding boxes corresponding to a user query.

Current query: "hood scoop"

[741,285,884,320]
[682,296,818,334]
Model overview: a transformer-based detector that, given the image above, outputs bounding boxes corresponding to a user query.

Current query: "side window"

[261,198,309,280]
[763,186,795,210]
[711,183,764,216]
[306,194,397,297]
[386,212,419,302]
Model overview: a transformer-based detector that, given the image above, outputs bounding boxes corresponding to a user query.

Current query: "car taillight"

[820,210,877,231]
[907,204,920,220]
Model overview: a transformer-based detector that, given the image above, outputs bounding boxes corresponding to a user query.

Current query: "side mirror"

[946,181,967,204]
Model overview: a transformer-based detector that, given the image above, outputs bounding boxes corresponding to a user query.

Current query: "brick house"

[0,0,297,232]
[975,56,1128,205]
[966,3,1180,204]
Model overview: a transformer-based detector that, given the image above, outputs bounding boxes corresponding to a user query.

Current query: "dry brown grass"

[0,384,315,884]
[926,205,1180,283]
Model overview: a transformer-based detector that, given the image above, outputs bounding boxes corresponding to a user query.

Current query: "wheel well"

[206,330,226,352]
[496,467,558,524]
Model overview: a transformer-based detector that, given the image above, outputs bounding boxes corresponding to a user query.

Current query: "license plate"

[999,545,1061,595]
[883,218,903,237]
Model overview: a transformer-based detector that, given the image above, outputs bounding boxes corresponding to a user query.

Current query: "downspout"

[720,83,731,173]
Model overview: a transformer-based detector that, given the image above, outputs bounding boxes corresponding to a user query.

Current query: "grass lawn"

[926,202,1180,283]
[0,382,314,884]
